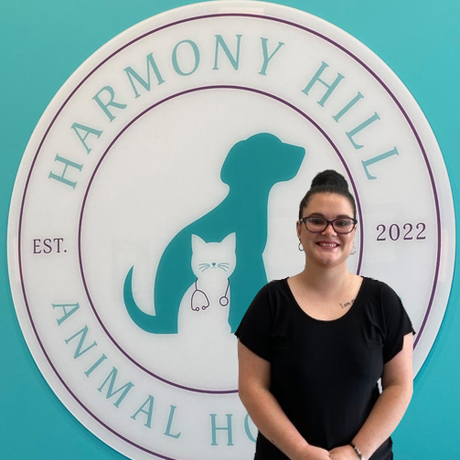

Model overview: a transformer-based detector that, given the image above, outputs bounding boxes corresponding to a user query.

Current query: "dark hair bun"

[311,170,348,191]
[298,169,356,219]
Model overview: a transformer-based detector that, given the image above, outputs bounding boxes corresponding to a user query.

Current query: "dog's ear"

[220,138,244,185]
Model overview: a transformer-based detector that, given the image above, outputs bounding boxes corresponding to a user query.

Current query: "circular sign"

[8,2,455,459]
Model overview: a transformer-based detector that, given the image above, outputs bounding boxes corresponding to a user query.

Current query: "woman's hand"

[329,445,359,460]
[293,445,331,460]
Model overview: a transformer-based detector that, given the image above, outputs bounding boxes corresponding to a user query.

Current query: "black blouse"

[236,277,414,460]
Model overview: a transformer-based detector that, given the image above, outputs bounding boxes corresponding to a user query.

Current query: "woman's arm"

[238,341,331,460]
[330,333,414,460]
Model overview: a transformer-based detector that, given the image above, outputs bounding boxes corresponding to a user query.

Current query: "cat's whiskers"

[198,262,232,272]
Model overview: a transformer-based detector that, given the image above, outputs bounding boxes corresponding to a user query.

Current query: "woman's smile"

[316,240,340,249]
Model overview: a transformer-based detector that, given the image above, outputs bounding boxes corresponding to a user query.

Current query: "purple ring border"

[16,11,442,458]
[78,84,365,394]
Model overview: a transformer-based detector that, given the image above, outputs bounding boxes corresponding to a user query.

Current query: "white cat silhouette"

[178,233,236,338]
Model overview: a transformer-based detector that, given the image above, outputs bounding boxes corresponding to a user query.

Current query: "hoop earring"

[298,241,304,252]
[351,243,356,255]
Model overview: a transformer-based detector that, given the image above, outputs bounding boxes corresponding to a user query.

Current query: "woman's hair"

[298,170,356,219]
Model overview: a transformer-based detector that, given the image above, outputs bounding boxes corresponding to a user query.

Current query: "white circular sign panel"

[8,2,455,459]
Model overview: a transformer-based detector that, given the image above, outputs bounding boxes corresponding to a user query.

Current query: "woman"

[236,170,414,460]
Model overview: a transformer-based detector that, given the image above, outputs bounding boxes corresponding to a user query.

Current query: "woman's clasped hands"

[293,445,331,460]
[329,445,362,460]
[295,444,360,460]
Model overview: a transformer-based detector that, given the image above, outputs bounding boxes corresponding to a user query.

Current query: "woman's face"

[297,192,357,269]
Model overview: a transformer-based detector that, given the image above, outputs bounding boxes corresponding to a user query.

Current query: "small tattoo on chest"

[340,298,355,309]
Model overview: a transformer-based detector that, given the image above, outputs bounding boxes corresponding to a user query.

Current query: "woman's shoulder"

[256,278,289,295]
[359,277,407,320]
[360,278,414,360]
[248,278,293,313]
[361,276,399,296]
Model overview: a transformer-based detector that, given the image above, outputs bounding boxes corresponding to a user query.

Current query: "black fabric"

[236,277,414,460]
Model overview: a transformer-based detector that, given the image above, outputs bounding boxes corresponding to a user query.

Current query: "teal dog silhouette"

[123,133,305,333]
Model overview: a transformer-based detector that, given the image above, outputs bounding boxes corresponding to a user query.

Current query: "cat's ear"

[191,234,206,252]
[221,232,236,250]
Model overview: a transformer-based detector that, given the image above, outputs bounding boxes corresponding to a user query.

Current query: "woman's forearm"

[351,381,413,458]
[334,333,414,460]
[239,383,310,459]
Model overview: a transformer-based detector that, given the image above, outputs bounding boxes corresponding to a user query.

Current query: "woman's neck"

[296,261,352,297]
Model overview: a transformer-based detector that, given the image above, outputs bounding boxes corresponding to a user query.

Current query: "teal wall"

[1,0,459,458]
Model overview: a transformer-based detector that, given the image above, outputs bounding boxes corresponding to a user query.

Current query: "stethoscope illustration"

[191,279,230,311]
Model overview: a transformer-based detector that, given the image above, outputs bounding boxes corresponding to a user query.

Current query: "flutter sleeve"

[235,282,275,362]
[381,282,415,363]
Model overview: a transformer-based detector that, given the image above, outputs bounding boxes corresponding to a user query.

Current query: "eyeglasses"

[300,216,357,234]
